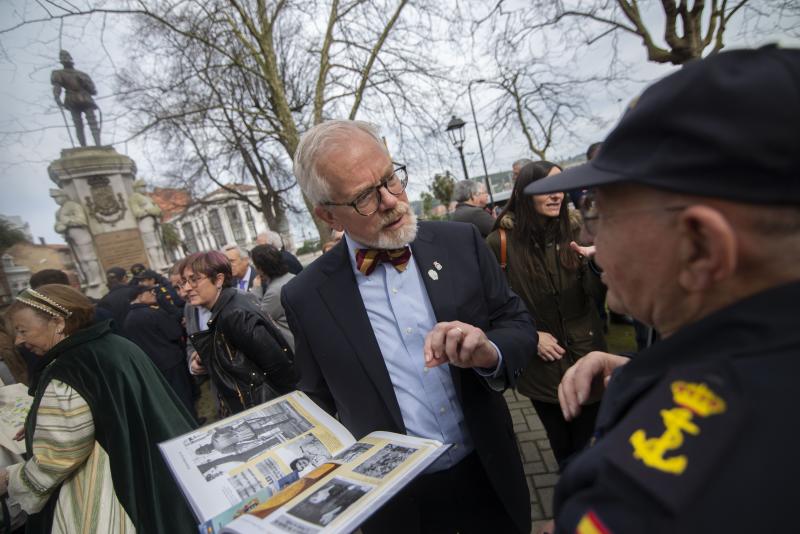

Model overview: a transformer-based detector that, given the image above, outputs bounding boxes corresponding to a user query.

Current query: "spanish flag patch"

[576,510,611,534]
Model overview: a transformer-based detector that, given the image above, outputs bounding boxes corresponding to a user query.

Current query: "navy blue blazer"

[282,221,536,534]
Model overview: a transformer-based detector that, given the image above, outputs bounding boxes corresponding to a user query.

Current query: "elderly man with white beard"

[281,120,537,534]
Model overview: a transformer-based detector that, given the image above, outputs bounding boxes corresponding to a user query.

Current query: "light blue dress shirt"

[345,234,482,472]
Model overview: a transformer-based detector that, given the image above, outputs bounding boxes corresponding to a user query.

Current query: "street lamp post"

[468,79,494,206]
[445,115,469,181]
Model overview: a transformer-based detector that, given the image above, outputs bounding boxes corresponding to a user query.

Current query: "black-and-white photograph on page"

[352,443,417,479]
[287,477,372,527]
[186,400,313,478]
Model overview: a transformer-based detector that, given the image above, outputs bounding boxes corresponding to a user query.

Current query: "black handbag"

[189,328,281,413]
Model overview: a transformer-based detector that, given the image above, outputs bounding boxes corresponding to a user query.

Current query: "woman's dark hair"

[181,251,233,288]
[251,245,289,279]
[7,284,94,335]
[289,457,309,471]
[494,161,580,282]
[29,269,70,289]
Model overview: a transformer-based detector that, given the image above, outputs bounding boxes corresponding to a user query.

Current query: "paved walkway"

[504,389,556,532]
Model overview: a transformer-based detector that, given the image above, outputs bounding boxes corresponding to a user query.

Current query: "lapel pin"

[427,269,439,281]
[433,261,442,271]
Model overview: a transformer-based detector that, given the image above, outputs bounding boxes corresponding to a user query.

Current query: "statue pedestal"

[48,146,168,298]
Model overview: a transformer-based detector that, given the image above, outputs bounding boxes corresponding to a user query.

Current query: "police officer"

[526,45,800,533]
[133,268,184,320]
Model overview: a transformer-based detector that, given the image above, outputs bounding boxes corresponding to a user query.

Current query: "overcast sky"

[1,2,797,246]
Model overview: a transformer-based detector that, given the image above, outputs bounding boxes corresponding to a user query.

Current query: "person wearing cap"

[527,46,800,533]
[97,266,134,332]
[133,267,184,320]
[129,262,147,278]
[123,285,197,418]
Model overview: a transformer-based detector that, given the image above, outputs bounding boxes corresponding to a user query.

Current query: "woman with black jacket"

[179,251,298,415]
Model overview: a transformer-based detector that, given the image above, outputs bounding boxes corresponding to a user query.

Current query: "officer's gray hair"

[221,243,249,259]
[453,180,484,203]
[294,120,389,205]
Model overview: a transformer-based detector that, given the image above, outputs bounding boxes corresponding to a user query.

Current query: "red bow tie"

[355,247,412,276]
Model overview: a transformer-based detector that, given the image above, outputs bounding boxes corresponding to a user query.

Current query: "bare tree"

[479,0,796,67]
[466,0,799,163]
[547,0,754,64]
[481,68,607,160]
[2,0,461,243]
[466,4,615,162]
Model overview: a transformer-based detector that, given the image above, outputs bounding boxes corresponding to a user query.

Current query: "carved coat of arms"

[85,176,127,225]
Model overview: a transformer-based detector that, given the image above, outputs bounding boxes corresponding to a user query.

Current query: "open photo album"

[158,391,449,534]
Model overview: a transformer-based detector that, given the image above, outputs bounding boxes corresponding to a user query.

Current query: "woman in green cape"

[1,284,197,533]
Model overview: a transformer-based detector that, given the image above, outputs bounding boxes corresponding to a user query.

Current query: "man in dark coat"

[449,179,495,237]
[256,230,304,275]
[123,285,196,417]
[97,267,134,331]
[223,245,258,291]
[528,46,800,534]
[283,120,536,534]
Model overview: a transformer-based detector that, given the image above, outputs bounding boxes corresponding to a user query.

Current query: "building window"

[197,217,209,249]
[208,209,227,248]
[245,206,258,237]
[182,222,198,253]
[226,205,246,245]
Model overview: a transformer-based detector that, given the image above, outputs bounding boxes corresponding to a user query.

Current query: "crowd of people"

[0,45,797,533]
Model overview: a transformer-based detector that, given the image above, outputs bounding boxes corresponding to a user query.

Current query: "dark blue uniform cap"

[525,45,800,204]
[133,269,160,281]
[106,266,127,280]
[128,284,160,300]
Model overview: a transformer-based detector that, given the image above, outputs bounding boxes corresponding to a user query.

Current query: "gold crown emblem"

[671,381,726,418]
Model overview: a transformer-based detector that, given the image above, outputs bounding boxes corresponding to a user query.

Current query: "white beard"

[364,203,418,249]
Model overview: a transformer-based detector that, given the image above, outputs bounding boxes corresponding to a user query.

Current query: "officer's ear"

[675,205,737,292]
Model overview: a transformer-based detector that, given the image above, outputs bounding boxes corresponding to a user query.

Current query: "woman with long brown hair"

[487,161,607,468]
[1,284,196,533]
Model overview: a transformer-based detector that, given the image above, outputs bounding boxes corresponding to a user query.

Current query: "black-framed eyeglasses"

[322,162,408,216]
[179,275,209,288]
[579,189,687,236]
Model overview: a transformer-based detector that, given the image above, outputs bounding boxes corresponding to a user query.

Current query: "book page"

[159,391,355,524]
[222,432,447,534]
[0,384,32,460]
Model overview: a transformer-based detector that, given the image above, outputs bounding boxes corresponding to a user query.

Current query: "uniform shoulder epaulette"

[605,364,744,514]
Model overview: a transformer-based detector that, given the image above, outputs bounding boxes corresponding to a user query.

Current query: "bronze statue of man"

[51,50,102,147]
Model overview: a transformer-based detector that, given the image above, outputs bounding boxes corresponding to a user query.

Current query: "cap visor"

[524,162,628,195]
